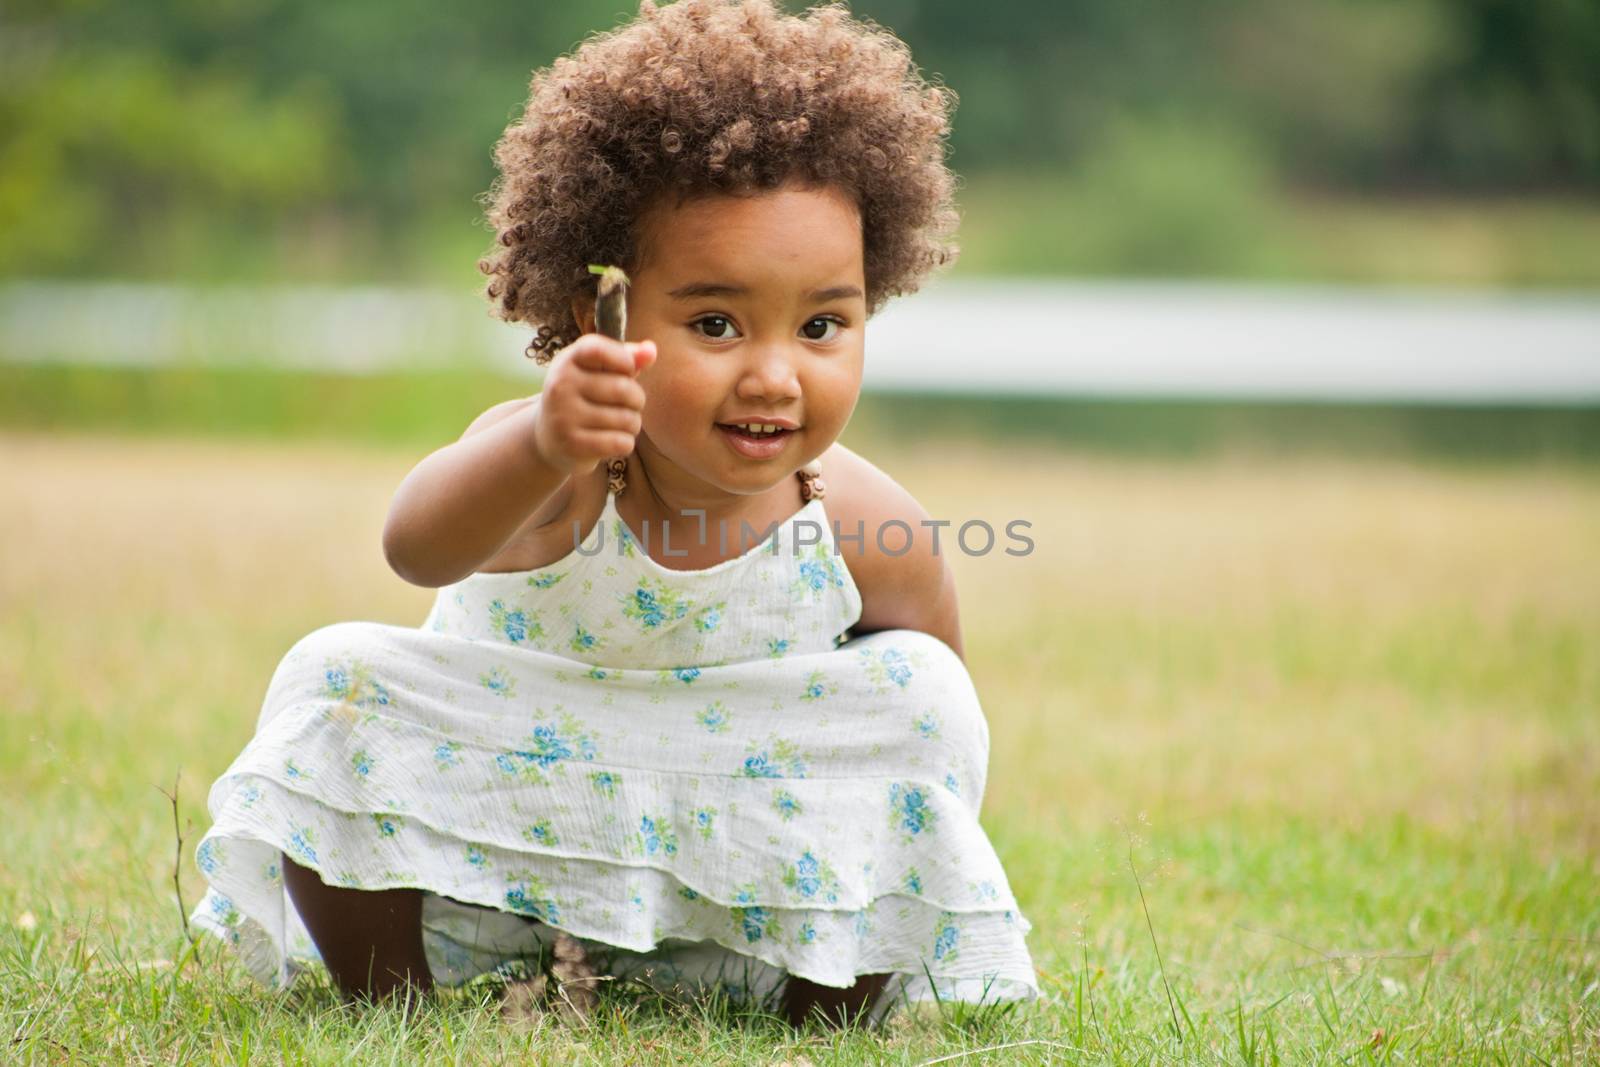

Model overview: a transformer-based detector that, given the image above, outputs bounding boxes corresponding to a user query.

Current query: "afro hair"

[477,0,961,363]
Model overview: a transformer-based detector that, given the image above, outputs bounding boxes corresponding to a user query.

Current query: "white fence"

[3,278,1598,403]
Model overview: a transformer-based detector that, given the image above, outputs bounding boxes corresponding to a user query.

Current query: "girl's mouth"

[716,423,796,459]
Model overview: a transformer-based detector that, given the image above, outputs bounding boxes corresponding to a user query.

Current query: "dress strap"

[604,455,825,501]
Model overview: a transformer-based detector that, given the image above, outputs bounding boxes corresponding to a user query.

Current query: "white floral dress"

[190,457,1037,1008]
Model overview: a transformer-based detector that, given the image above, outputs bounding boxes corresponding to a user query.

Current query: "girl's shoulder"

[820,442,963,654]
[817,441,923,539]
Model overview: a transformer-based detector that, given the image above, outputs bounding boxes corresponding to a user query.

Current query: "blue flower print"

[671,666,701,685]
[287,827,318,865]
[504,875,559,922]
[372,813,402,838]
[782,850,841,903]
[914,711,941,739]
[733,905,778,944]
[932,914,961,962]
[799,670,830,701]
[771,789,802,821]
[637,814,679,857]
[612,518,638,558]
[741,736,807,779]
[852,908,874,940]
[797,921,818,945]
[487,599,542,644]
[790,543,846,601]
[496,714,599,782]
[480,666,517,698]
[350,750,374,778]
[859,646,916,691]
[888,782,938,838]
[523,820,558,847]
[323,659,391,710]
[208,893,241,927]
[239,784,261,808]
[696,701,731,734]
[767,637,791,658]
[692,807,717,840]
[619,578,690,630]
[527,570,567,590]
[434,742,462,769]
[465,845,489,869]
[284,759,312,781]
[943,772,961,796]
[570,624,604,655]
[196,838,222,875]
[973,880,999,903]
[590,770,620,798]
[693,602,725,633]
[679,886,701,902]
[904,867,923,895]
[882,648,913,687]
[586,666,611,680]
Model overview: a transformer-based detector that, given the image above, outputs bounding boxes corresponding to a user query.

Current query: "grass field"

[2,427,1597,1063]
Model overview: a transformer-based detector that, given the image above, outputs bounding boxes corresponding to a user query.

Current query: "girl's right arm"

[381,335,656,587]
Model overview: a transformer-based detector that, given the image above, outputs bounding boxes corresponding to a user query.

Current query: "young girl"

[191,0,1037,1025]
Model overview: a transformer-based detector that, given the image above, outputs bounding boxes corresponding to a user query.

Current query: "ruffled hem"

[203,742,1016,914]
[191,783,1038,1002]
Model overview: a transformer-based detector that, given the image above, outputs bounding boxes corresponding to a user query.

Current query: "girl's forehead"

[636,185,863,278]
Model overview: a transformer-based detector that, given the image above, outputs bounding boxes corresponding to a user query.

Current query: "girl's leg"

[282,856,434,1002]
[780,973,891,1028]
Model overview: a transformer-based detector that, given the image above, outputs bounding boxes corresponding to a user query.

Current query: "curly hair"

[477,0,960,364]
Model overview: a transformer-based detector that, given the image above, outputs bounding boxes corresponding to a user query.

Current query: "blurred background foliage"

[3,0,1598,287]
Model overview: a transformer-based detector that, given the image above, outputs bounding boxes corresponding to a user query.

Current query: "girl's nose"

[736,345,802,401]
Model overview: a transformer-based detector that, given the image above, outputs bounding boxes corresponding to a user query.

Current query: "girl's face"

[578,180,866,503]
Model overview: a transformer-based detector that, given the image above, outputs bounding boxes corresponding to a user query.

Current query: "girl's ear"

[571,292,597,337]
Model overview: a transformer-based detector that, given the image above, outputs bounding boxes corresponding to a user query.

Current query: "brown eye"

[801,317,841,342]
[693,315,738,340]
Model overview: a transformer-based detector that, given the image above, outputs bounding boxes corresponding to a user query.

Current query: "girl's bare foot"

[499,932,602,1025]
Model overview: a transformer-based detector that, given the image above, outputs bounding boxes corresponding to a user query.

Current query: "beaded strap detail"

[605,456,628,496]
[796,458,826,502]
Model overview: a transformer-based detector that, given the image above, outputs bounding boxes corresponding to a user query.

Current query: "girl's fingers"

[566,335,649,378]
[570,399,643,436]
[568,428,638,458]
[576,372,647,410]
[630,339,658,372]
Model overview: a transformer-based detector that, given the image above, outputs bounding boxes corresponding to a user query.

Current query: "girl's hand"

[532,334,657,475]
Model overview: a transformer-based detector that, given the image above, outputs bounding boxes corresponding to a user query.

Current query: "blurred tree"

[0,0,622,279]
[1406,0,1600,189]
[855,0,1600,190]
[1,0,1595,281]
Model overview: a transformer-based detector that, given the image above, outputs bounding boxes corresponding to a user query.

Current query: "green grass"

[2,429,1597,1063]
